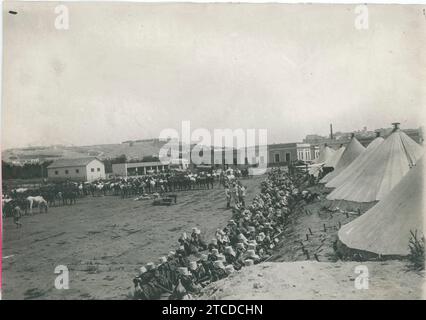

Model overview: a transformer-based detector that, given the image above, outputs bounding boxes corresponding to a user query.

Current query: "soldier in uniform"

[179,267,202,295]
[208,248,219,261]
[13,204,23,228]
[157,256,174,291]
[211,260,228,282]
[143,262,164,299]
[198,253,213,284]
[225,186,231,208]
[224,246,243,270]
[208,238,218,251]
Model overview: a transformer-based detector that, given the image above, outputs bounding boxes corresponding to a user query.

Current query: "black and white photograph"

[0,1,425,301]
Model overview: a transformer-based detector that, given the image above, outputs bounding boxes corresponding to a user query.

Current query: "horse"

[26,196,48,215]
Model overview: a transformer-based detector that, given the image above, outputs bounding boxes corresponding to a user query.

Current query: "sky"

[1,2,425,150]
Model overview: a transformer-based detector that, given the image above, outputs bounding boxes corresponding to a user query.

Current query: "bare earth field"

[2,176,262,300]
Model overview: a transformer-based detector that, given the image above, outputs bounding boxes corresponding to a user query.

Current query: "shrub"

[408,230,425,271]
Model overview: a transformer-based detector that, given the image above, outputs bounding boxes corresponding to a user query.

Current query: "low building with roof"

[47,157,105,182]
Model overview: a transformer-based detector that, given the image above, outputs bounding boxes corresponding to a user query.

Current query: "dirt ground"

[1,176,262,300]
[199,261,425,300]
[270,185,377,263]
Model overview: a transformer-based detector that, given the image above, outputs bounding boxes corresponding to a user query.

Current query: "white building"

[47,157,106,182]
[112,159,190,177]
[296,143,312,162]
[112,161,169,177]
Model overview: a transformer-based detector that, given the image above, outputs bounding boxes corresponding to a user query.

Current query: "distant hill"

[2,140,169,164]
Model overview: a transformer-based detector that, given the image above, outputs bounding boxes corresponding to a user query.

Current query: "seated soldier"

[245,249,261,264]
[208,238,218,251]
[211,260,228,282]
[224,246,243,270]
[140,262,163,300]
[170,277,190,300]
[208,248,219,261]
[157,256,174,291]
[199,254,213,283]
[179,267,202,295]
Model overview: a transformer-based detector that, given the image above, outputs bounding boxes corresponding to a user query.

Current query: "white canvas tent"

[320,137,365,184]
[327,126,423,202]
[309,145,336,177]
[324,145,345,168]
[325,135,384,189]
[314,145,335,165]
[337,157,424,257]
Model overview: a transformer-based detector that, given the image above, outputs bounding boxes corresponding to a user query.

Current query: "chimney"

[375,131,381,137]
[350,133,355,139]
[330,124,333,140]
[391,122,401,132]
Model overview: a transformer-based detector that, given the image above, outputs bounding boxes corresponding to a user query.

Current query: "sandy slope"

[199,261,425,300]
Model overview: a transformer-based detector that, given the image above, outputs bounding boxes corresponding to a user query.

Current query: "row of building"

[44,144,322,181]
[45,125,423,181]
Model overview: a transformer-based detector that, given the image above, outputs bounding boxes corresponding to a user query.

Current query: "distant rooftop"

[47,157,101,169]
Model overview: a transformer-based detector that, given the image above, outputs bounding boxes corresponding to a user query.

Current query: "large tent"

[325,135,384,188]
[324,145,345,168]
[309,145,337,177]
[337,157,424,257]
[327,126,423,202]
[314,145,335,165]
[320,137,365,184]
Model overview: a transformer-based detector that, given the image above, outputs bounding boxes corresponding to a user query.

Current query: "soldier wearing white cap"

[179,266,202,295]
[146,262,155,271]
[208,238,218,251]
[208,248,219,262]
[237,233,249,245]
[211,260,227,282]
[246,249,261,263]
[167,251,176,259]
[189,260,209,285]
[225,264,235,275]
[216,254,226,262]
[178,233,190,256]
[190,227,207,252]
[156,256,174,292]
[225,185,231,208]
[199,253,213,283]
[139,262,163,300]
[244,259,254,267]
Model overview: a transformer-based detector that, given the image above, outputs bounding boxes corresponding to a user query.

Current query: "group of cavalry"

[2,168,250,218]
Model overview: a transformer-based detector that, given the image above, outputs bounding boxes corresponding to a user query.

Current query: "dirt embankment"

[199,261,424,300]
